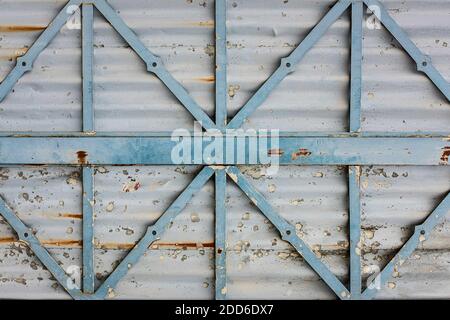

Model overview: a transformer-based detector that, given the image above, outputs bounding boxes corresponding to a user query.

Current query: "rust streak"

[98,242,215,250]
[41,239,82,247]
[291,148,312,160]
[59,213,82,219]
[76,151,88,164]
[195,75,215,83]
[441,146,450,164]
[0,25,47,32]
[0,237,17,244]
[188,20,214,27]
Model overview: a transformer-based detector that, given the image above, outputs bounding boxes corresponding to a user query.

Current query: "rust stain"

[291,148,312,160]
[42,239,82,247]
[98,241,215,250]
[99,243,134,250]
[195,75,215,83]
[0,25,46,32]
[0,237,17,244]
[268,148,284,157]
[59,213,82,219]
[76,151,88,164]
[441,146,450,164]
[153,242,214,249]
[188,20,214,27]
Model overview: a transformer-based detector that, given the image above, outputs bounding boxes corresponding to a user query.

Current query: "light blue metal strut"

[349,0,363,299]
[350,0,363,134]
[82,167,95,294]
[1,136,450,166]
[214,169,227,300]
[215,0,228,130]
[348,166,362,298]
[82,3,94,132]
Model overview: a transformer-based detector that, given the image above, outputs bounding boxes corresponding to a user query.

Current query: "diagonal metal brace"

[362,191,450,299]
[226,166,351,299]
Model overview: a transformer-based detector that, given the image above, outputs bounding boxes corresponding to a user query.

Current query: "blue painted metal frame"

[0,0,450,300]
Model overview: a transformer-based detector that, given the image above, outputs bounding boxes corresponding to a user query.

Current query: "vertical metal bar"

[215,169,227,300]
[349,0,363,300]
[349,166,362,299]
[82,167,95,294]
[82,3,94,132]
[350,0,363,133]
[215,0,228,299]
[215,0,227,129]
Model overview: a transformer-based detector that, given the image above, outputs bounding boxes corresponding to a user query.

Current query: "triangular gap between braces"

[90,5,198,131]
[363,1,450,102]
[225,167,349,298]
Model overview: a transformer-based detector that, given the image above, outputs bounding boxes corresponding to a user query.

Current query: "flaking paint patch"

[291,149,312,160]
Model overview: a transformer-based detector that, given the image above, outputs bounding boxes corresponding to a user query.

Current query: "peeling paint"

[291,148,312,160]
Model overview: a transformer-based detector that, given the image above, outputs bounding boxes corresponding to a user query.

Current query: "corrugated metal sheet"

[1,0,450,299]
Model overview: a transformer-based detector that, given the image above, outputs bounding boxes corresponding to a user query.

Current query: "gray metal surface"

[1,0,450,299]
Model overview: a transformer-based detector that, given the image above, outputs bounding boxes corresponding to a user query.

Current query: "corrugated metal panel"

[0,0,450,299]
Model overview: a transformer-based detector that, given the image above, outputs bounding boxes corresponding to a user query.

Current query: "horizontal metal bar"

[0,137,449,165]
[1,131,450,138]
